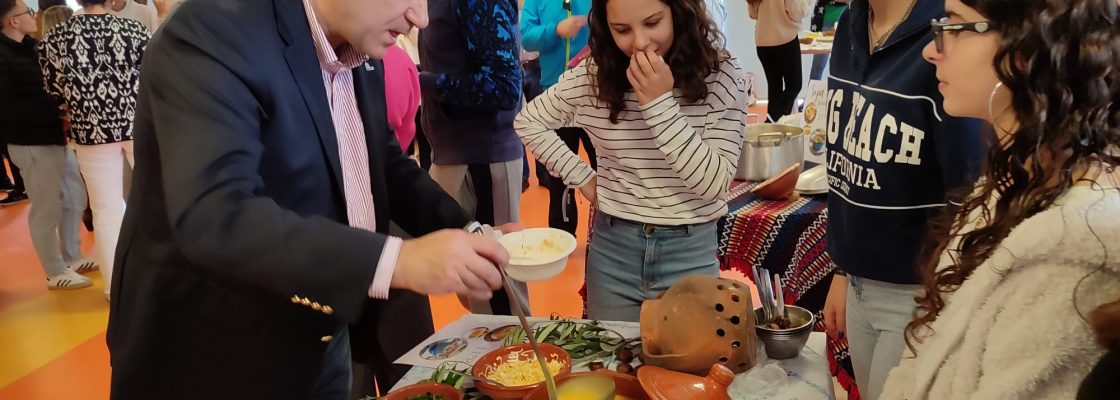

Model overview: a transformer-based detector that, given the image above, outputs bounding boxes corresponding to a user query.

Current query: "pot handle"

[752,132,787,146]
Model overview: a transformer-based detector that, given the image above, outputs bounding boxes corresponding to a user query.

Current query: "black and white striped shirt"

[516,57,748,225]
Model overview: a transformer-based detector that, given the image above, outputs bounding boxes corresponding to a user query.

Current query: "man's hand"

[626,50,675,106]
[391,229,507,301]
[556,15,588,39]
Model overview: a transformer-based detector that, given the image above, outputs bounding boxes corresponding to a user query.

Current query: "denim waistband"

[598,213,715,235]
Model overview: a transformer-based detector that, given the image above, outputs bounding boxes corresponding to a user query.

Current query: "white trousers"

[74,141,134,295]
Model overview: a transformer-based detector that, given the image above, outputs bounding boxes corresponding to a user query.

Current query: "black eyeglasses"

[12,8,36,18]
[930,17,995,53]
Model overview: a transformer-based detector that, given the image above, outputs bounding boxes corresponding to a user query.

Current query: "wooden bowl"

[382,382,463,400]
[751,163,802,200]
[526,370,650,400]
[471,343,573,400]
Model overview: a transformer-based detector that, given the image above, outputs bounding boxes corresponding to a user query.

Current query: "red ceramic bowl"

[382,382,463,400]
[526,370,650,400]
[471,343,573,400]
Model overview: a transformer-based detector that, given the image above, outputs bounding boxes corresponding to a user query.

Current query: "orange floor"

[0,161,758,400]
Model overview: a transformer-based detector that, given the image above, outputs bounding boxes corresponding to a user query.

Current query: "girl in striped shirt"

[515,0,748,321]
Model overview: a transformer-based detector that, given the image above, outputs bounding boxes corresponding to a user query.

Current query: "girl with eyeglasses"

[820,0,987,398]
[879,0,1120,398]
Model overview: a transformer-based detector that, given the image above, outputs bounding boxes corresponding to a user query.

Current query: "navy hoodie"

[825,0,985,284]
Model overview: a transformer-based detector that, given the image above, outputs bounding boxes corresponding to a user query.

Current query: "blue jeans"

[845,275,922,400]
[585,212,720,322]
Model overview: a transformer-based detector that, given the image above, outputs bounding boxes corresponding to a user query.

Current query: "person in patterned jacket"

[38,0,150,301]
[419,0,527,316]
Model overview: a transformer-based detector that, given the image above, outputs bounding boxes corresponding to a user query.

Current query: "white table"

[801,41,834,55]
[390,315,835,400]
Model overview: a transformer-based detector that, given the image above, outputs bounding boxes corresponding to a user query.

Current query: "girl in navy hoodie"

[820,0,986,398]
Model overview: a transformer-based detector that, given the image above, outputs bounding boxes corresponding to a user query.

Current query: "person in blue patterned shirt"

[419,0,528,316]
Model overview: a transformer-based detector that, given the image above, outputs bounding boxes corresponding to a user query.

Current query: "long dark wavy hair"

[906,0,1120,350]
[587,0,726,123]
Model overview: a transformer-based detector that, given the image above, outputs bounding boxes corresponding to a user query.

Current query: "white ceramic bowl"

[796,164,828,193]
[498,228,577,282]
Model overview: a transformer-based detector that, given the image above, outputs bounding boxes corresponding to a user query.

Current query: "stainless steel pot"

[735,120,806,182]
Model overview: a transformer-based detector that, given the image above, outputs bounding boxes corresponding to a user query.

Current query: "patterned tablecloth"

[716,181,861,400]
[717,181,832,299]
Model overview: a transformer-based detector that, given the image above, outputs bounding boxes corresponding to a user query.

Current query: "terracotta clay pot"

[751,163,802,200]
[640,276,759,376]
[638,364,735,400]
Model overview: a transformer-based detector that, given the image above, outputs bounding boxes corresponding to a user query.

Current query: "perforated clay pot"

[639,275,760,376]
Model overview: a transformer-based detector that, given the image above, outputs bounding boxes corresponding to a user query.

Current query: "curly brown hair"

[906,0,1120,351]
[587,0,726,123]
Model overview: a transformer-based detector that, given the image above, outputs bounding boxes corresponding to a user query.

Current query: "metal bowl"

[754,305,815,359]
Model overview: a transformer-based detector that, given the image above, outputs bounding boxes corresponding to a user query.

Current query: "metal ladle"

[472,224,558,400]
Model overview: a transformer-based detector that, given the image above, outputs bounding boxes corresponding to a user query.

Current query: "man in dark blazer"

[107,0,510,398]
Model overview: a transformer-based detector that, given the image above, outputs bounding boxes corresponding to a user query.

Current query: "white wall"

[724,0,815,102]
[22,0,82,9]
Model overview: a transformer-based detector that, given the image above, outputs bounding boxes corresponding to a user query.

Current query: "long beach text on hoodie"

[824,0,985,284]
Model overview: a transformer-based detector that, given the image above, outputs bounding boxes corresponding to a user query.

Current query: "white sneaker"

[68,258,99,274]
[46,269,93,290]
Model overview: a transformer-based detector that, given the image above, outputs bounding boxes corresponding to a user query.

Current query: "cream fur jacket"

[881,185,1120,400]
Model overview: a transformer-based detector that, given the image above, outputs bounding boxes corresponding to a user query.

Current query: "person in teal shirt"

[520,0,597,236]
[520,0,590,87]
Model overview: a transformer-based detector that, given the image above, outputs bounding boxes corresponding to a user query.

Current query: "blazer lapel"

[275,0,345,195]
[352,59,391,232]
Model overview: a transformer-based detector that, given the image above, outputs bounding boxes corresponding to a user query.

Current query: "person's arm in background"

[418,0,522,110]
[130,20,151,68]
[521,0,587,53]
[520,0,556,52]
[37,35,63,99]
[382,46,420,152]
[152,0,175,30]
[785,0,811,23]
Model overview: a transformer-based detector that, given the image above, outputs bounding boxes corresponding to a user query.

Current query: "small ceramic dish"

[382,382,463,400]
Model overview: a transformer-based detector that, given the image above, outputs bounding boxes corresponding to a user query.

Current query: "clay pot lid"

[752,163,802,200]
[637,364,734,400]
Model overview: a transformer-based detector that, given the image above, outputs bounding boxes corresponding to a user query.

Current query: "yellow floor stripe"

[0,275,109,387]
